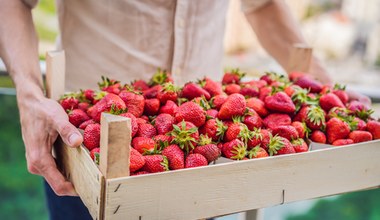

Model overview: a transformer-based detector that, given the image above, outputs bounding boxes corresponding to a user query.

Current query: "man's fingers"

[54,119,83,147]
[42,163,78,196]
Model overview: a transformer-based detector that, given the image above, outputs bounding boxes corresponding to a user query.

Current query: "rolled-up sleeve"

[241,0,272,13]
[21,0,38,9]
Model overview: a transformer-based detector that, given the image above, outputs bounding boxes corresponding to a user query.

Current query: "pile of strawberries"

[59,69,380,175]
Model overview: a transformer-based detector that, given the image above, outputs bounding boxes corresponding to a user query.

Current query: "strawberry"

[288,71,306,82]
[199,77,223,96]
[119,90,145,117]
[225,121,245,142]
[119,112,138,137]
[143,85,162,99]
[89,93,126,122]
[222,69,245,84]
[185,153,208,168]
[222,139,247,160]
[267,135,296,156]
[98,76,121,95]
[272,125,299,141]
[136,123,157,138]
[294,105,325,131]
[159,100,178,116]
[78,102,90,112]
[142,155,169,173]
[132,79,149,91]
[175,101,206,127]
[181,82,211,100]
[144,98,160,116]
[240,85,259,98]
[153,134,172,146]
[291,121,307,139]
[247,146,268,159]
[136,117,148,125]
[194,135,221,162]
[60,94,79,111]
[246,128,263,150]
[259,86,272,101]
[243,112,263,130]
[157,82,179,104]
[224,84,241,95]
[210,94,228,110]
[68,109,90,128]
[90,147,100,164]
[319,93,345,112]
[353,117,366,131]
[284,85,296,97]
[347,101,373,121]
[332,84,349,105]
[259,129,271,150]
[132,137,156,154]
[170,121,199,153]
[199,119,227,142]
[129,148,146,172]
[332,139,354,146]
[263,113,291,130]
[206,109,218,118]
[294,76,323,93]
[155,113,175,135]
[218,94,246,120]
[326,117,350,144]
[131,171,150,176]
[162,144,185,170]
[83,89,95,102]
[149,69,173,86]
[264,92,295,114]
[291,138,308,153]
[348,131,373,143]
[310,130,327,144]
[83,123,101,150]
[246,97,269,117]
[367,120,380,139]
[79,119,96,130]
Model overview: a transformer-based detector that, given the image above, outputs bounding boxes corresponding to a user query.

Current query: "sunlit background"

[0,0,379,219]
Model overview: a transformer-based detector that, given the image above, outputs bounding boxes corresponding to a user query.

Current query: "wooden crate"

[47,51,380,220]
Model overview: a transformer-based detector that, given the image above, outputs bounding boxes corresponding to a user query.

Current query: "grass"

[0,75,15,88]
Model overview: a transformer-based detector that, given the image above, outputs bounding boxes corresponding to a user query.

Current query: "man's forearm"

[0,0,44,99]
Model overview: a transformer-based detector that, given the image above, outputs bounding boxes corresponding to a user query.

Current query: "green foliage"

[0,75,15,88]
[38,0,56,14]
[287,188,380,220]
[0,95,48,219]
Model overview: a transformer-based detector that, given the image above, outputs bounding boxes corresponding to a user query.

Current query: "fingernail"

[69,133,81,146]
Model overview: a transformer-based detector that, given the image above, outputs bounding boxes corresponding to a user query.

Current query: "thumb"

[54,119,83,147]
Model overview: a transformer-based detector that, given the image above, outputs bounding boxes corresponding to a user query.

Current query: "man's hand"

[19,93,83,196]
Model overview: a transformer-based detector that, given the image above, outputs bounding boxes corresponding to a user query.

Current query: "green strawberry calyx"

[307,106,326,127]
[230,143,247,160]
[247,145,261,159]
[268,135,285,156]
[170,121,198,154]
[216,119,228,141]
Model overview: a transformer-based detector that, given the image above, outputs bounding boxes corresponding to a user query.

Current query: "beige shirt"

[25,0,271,91]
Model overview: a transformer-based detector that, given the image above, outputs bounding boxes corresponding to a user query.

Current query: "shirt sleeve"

[21,0,38,9]
[240,0,272,13]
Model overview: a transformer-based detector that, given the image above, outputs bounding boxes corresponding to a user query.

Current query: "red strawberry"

[90,147,100,163]
[367,120,380,139]
[259,86,272,101]
[78,102,90,112]
[225,122,245,142]
[157,82,179,104]
[132,137,156,154]
[119,90,145,117]
[136,117,148,125]
[79,119,96,130]
[347,100,368,112]
[222,69,245,84]
[332,84,349,105]
[132,79,149,91]
[332,139,354,146]
[291,138,308,153]
[240,86,259,98]
[170,121,199,153]
[246,128,263,150]
[206,109,218,118]
[272,125,299,141]
[326,117,350,144]
[222,139,246,160]
[288,71,306,82]
[310,130,327,144]
[144,98,160,116]
[348,131,373,143]
[199,119,227,142]
[243,111,263,130]
[83,123,100,150]
[68,109,90,128]
[259,129,271,150]
[129,148,146,172]
[247,146,268,159]
[263,113,291,130]
[175,102,206,127]
[131,171,150,176]
[162,144,185,170]
[83,89,95,102]
[200,77,223,96]
[319,93,345,112]
[218,94,246,120]
[246,97,269,117]
[119,112,138,137]
[291,121,307,139]
[98,76,121,95]
[181,82,211,100]
[194,144,221,163]
[294,106,325,130]
[60,94,79,111]
[185,153,208,168]
[264,92,295,114]
[268,135,296,156]
[294,76,323,93]
[155,113,176,135]
[137,123,157,138]
[149,69,173,86]
[224,84,241,95]
[210,94,228,110]
[143,85,162,99]
[89,93,126,122]
[159,100,178,116]
[353,117,366,131]
[142,155,169,173]
[153,134,172,146]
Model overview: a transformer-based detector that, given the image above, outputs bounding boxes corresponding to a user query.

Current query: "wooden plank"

[287,44,312,73]
[46,50,65,100]
[99,113,131,179]
[55,142,105,220]
[103,140,380,220]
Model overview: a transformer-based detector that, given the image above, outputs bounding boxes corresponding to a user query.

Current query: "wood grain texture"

[287,44,312,73]
[46,50,65,100]
[103,140,380,220]
[99,113,131,179]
